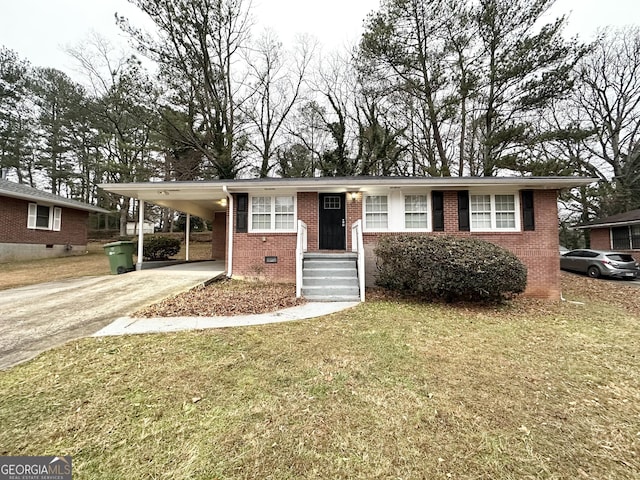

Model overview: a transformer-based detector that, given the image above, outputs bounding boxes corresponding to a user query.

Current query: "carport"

[99,182,230,272]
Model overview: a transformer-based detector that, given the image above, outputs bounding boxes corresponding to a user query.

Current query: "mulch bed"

[134,279,305,317]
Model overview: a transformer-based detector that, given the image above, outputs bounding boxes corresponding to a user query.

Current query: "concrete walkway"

[93,302,360,336]
[0,261,225,370]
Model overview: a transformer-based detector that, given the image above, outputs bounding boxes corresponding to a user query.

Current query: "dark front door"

[319,193,346,250]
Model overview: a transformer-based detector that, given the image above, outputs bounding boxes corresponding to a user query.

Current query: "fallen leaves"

[558,272,640,316]
[134,279,305,317]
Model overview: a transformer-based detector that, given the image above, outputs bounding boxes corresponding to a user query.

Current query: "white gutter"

[575,220,640,230]
[223,185,233,278]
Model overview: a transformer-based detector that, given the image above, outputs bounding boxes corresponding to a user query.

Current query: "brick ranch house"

[0,178,109,262]
[577,208,640,261]
[100,176,593,301]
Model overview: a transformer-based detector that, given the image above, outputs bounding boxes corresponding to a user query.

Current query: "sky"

[0,0,639,80]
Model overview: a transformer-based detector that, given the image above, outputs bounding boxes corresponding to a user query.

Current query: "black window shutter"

[458,191,470,231]
[236,193,248,233]
[432,191,444,231]
[521,190,535,231]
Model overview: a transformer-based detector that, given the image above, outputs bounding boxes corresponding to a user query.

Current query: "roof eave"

[99,176,596,195]
[1,190,109,213]
[576,219,640,230]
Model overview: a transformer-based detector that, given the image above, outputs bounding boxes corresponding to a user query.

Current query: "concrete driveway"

[0,261,224,370]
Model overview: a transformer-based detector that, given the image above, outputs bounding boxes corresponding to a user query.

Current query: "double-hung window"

[364,195,388,229]
[250,195,295,231]
[27,203,61,231]
[404,195,428,229]
[470,194,517,231]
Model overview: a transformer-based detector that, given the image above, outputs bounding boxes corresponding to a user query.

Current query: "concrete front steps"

[302,252,360,302]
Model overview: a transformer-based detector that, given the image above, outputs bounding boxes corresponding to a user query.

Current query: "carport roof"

[575,208,640,229]
[99,176,596,219]
[0,178,109,213]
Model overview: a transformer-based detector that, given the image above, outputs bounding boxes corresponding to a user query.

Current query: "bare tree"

[118,0,253,179]
[243,31,315,177]
[574,26,640,214]
[68,35,157,234]
[310,51,360,176]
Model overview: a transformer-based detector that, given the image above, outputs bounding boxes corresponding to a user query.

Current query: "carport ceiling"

[99,183,228,220]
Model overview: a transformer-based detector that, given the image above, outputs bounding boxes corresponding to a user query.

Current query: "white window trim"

[248,194,297,233]
[27,203,62,231]
[363,190,432,232]
[363,193,390,232]
[469,193,520,232]
[403,193,430,231]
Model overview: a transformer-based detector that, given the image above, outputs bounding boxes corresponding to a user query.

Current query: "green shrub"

[143,236,181,261]
[374,235,527,303]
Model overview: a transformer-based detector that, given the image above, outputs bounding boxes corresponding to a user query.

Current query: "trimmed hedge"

[375,235,527,303]
[143,236,181,261]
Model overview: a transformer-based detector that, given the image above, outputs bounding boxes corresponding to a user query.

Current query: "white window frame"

[469,193,520,232]
[363,194,389,231]
[363,190,432,232]
[27,203,62,231]
[249,195,296,232]
[403,194,430,231]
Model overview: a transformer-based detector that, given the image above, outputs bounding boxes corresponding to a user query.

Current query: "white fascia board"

[99,176,597,198]
[575,220,640,230]
[222,177,597,191]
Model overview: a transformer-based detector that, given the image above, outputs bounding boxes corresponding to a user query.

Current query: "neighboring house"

[100,176,593,301]
[577,208,640,261]
[126,220,155,235]
[0,178,109,262]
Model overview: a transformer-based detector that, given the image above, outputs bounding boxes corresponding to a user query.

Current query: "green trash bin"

[103,241,136,274]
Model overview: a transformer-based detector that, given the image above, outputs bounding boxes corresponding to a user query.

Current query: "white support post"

[185,212,191,261]
[136,199,145,270]
[223,185,233,277]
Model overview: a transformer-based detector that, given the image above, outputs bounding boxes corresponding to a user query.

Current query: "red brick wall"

[230,192,362,281]
[230,193,303,282]
[589,228,610,250]
[346,193,362,248]
[363,190,563,299]
[229,189,563,299]
[0,195,89,245]
[298,192,318,251]
[232,233,297,281]
[210,211,226,261]
[589,227,640,262]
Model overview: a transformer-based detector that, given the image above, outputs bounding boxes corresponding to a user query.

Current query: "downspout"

[223,185,233,278]
[136,199,144,270]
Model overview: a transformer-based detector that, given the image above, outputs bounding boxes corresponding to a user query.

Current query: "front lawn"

[0,275,638,479]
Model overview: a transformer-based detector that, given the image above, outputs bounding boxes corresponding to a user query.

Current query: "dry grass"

[172,241,214,261]
[0,273,638,479]
[0,243,110,290]
[0,241,213,291]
